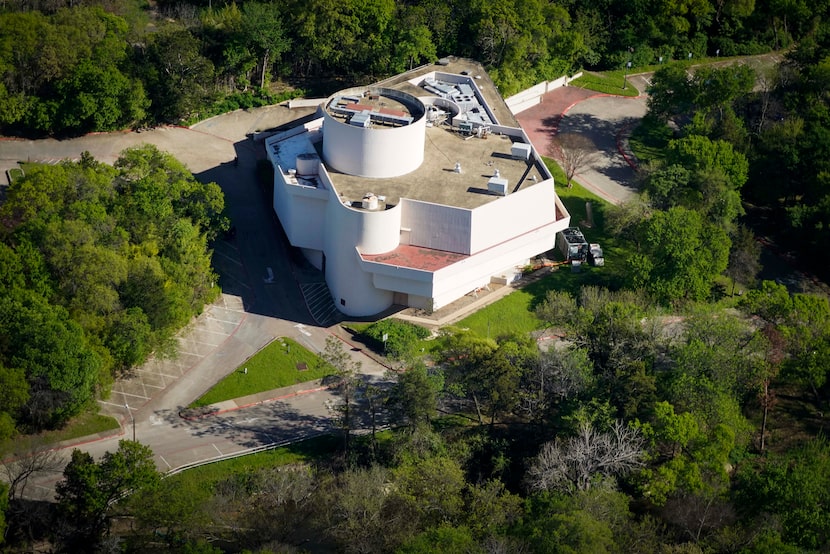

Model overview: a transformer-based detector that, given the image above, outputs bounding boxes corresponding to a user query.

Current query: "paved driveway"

[515,76,650,205]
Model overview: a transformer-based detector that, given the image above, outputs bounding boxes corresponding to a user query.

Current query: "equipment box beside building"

[557,227,590,262]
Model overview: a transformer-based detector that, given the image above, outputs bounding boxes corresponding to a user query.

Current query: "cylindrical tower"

[321,87,426,178]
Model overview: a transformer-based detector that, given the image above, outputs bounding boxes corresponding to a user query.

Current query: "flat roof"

[273,58,551,210]
[325,125,546,209]
[360,243,468,271]
[331,59,549,209]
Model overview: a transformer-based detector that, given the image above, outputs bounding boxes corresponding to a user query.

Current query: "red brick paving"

[514,86,598,157]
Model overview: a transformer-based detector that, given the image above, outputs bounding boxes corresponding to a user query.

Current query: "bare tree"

[549,133,597,188]
[320,337,362,460]
[2,446,64,544]
[246,465,317,542]
[1,446,63,501]
[519,346,594,422]
[526,421,645,493]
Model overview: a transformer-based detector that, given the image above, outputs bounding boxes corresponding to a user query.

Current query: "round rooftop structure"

[322,87,426,179]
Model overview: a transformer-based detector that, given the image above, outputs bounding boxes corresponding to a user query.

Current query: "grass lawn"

[166,431,396,490]
[168,434,342,487]
[190,337,332,408]
[454,287,543,338]
[452,160,634,339]
[0,412,119,457]
[7,167,24,183]
[569,71,640,97]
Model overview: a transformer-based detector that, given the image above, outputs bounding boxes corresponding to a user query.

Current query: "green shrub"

[361,319,430,359]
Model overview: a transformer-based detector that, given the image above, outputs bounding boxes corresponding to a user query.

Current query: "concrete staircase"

[300,282,343,327]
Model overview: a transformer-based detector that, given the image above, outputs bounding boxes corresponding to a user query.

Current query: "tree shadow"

[558,112,642,190]
[174,401,334,450]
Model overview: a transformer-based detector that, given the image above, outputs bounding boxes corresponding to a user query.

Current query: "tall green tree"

[56,440,160,548]
[630,206,730,302]
[735,438,830,550]
[241,2,291,88]
[0,289,102,429]
[142,29,216,122]
[319,337,361,458]
[388,364,441,430]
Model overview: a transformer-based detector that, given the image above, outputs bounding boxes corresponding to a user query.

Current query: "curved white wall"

[357,203,401,255]
[323,198,396,316]
[321,89,426,178]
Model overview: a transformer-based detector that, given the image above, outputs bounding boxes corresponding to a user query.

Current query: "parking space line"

[137,369,182,381]
[213,249,243,266]
[206,315,245,325]
[191,336,230,345]
[113,391,150,401]
[98,400,132,408]
[220,273,252,290]
[198,328,235,338]
[176,350,204,357]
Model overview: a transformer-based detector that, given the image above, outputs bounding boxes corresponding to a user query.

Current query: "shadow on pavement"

[195,136,320,325]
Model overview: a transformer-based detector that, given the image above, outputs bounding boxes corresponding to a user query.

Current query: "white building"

[265,59,571,317]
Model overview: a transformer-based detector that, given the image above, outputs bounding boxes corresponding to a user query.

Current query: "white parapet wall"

[505,72,584,114]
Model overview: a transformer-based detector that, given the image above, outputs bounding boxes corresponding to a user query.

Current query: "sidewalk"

[392,265,558,328]
[180,379,331,420]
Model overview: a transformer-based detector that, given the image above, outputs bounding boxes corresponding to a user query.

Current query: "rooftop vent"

[363,193,379,210]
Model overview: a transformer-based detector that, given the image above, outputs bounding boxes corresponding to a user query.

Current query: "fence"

[505,72,584,114]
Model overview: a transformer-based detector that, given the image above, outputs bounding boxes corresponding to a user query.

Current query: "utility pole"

[125,402,135,442]
[622,61,632,90]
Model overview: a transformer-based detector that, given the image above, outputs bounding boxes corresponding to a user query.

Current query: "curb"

[179,383,332,421]
[615,122,640,171]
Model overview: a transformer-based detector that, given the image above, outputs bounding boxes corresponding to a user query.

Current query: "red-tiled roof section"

[343,103,407,118]
[361,244,467,271]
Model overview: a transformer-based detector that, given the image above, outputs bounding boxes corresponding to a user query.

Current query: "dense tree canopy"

[0,146,225,434]
[2,0,828,135]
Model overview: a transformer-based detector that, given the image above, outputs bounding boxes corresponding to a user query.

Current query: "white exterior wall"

[321,111,426,178]
[431,222,561,308]
[506,72,584,115]
[402,200,472,254]
[469,179,558,254]
[360,214,568,311]
[272,176,328,251]
[356,203,402,255]
[323,198,397,316]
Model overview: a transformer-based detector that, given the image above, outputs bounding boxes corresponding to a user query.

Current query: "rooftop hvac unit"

[511,143,531,160]
[296,153,320,175]
[488,177,508,196]
[350,111,371,127]
[363,193,379,210]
